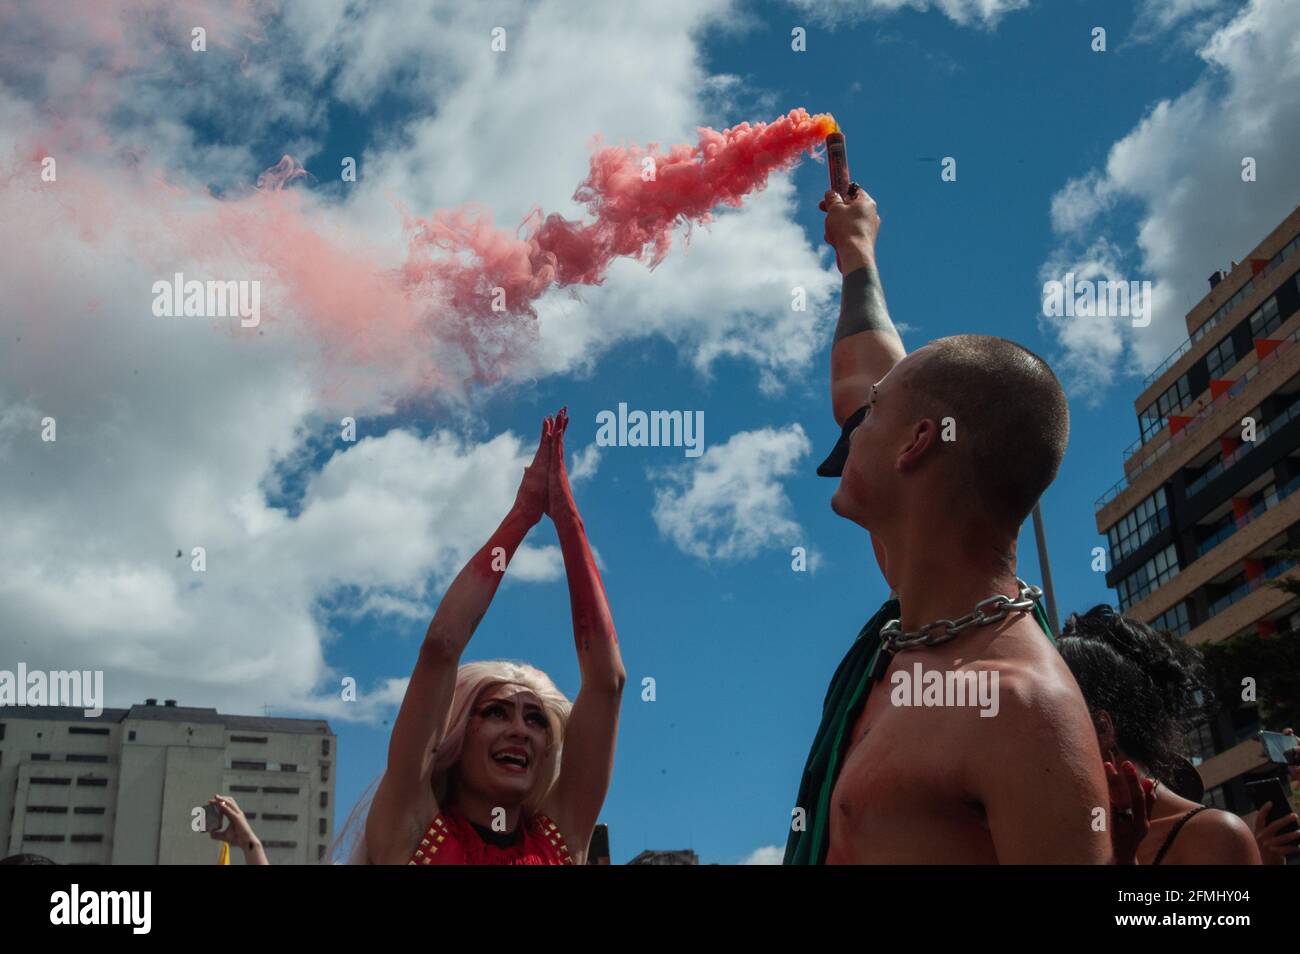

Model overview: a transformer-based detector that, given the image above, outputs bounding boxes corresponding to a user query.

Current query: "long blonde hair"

[334,660,572,864]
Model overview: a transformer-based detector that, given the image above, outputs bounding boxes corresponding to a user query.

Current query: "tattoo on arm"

[834,264,896,343]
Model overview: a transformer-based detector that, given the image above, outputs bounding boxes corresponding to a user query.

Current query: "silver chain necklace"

[880,578,1043,652]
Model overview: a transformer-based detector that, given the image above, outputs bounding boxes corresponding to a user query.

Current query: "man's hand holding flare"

[819,184,882,277]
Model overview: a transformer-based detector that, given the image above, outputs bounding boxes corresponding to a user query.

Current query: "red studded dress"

[407,810,574,865]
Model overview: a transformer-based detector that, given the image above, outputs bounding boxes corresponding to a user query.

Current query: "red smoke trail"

[401,108,838,325]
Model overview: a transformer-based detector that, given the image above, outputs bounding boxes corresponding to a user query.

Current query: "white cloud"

[527,175,838,394]
[0,0,840,722]
[651,425,811,561]
[740,844,784,864]
[568,444,602,483]
[1036,238,1133,401]
[1039,0,1300,398]
[291,676,412,725]
[786,0,1029,28]
[1136,0,1234,39]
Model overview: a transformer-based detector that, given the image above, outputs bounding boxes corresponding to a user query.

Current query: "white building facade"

[0,700,335,864]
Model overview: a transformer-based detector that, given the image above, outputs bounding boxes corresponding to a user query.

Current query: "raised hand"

[1253,801,1300,864]
[514,415,554,527]
[818,184,880,276]
[546,407,577,522]
[1105,760,1156,864]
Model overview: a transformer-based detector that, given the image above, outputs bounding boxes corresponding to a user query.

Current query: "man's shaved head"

[905,334,1068,529]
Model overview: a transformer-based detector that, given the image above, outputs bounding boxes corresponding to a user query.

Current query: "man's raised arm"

[821,186,906,425]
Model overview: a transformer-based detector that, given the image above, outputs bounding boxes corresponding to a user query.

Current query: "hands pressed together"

[514,407,578,528]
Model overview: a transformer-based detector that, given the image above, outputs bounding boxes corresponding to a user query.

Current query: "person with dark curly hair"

[1060,605,1260,864]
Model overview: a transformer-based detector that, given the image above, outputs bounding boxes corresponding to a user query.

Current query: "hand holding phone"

[1246,777,1297,831]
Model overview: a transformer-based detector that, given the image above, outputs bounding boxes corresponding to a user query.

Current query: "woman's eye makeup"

[478,703,545,727]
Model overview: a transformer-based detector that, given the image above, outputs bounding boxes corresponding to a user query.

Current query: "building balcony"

[1185,402,1300,504]
[1183,564,1300,648]
[1124,484,1300,624]
[1197,736,1274,792]
[1136,208,1300,405]
[1097,325,1300,527]
[1193,474,1300,559]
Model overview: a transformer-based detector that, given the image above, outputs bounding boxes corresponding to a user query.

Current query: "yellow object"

[217,841,230,865]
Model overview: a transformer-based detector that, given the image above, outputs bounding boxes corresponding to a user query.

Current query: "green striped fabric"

[783,596,1054,865]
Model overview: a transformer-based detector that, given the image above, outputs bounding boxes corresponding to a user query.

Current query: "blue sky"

[4,0,1298,865]
[317,3,1225,862]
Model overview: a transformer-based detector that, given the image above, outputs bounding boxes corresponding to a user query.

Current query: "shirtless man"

[805,183,1113,863]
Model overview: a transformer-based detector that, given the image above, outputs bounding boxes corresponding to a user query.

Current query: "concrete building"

[627,849,699,865]
[0,699,335,864]
[1094,204,1300,814]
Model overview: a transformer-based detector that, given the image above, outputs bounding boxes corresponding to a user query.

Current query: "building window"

[67,754,109,763]
[1150,601,1191,639]
[230,785,258,793]
[262,840,298,849]
[30,777,71,786]
[1251,482,1279,509]
[75,777,108,787]
[322,739,330,757]
[1249,296,1282,340]
[263,813,298,822]
[321,765,329,784]
[320,791,328,809]
[318,844,327,861]
[1117,543,1181,610]
[1204,336,1237,381]
[24,834,66,843]
[68,726,110,736]
[262,786,300,795]
[231,735,268,744]
[1107,487,1169,565]
[27,805,69,814]
[31,753,51,761]
[319,818,327,836]
[74,806,106,815]
[280,763,297,772]
[128,731,136,741]
[0,723,5,740]
[231,760,267,771]
[70,834,104,843]
[1139,377,1193,443]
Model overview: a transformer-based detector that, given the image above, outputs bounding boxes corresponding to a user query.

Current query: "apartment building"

[1094,205,1300,814]
[0,699,335,864]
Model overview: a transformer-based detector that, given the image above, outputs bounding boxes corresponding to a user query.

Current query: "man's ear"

[896,418,938,473]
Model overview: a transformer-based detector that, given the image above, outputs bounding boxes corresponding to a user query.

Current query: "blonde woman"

[345,409,625,864]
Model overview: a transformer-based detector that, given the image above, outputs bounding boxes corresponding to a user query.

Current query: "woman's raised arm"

[541,409,627,858]
[366,417,555,862]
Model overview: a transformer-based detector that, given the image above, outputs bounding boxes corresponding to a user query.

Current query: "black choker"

[469,818,523,849]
